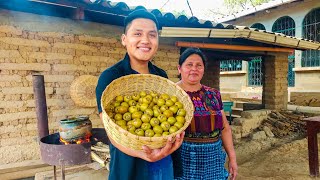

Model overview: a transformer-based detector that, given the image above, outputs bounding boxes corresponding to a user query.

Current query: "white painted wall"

[221,0,320,101]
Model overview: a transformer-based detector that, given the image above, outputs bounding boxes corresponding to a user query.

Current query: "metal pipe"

[32,75,49,139]
[53,166,57,180]
[61,163,65,180]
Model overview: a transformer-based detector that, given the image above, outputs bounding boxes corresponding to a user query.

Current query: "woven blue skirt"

[173,139,229,180]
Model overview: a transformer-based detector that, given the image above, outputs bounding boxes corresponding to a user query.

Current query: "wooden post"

[304,116,320,177]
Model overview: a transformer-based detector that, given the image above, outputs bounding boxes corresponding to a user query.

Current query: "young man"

[95,10,185,180]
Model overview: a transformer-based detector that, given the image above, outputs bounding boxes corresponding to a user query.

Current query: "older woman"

[173,48,238,180]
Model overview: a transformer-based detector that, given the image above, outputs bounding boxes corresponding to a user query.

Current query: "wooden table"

[304,116,320,177]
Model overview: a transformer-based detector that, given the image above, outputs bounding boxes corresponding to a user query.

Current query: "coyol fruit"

[121,102,129,107]
[132,93,140,101]
[129,106,139,114]
[128,100,137,106]
[150,118,160,127]
[174,121,183,129]
[153,125,163,134]
[141,122,151,131]
[132,119,142,128]
[107,91,188,137]
[131,111,143,119]
[122,112,132,121]
[145,129,155,137]
[115,95,124,102]
[169,126,179,134]
[167,117,176,125]
[123,95,132,102]
[135,129,144,136]
[160,121,171,131]
[141,114,151,123]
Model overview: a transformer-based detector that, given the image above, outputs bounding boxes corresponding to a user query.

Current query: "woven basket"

[70,75,98,107]
[101,74,194,150]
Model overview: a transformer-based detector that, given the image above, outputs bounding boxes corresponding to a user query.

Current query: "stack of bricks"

[0,25,180,164]
[263,53,289,110]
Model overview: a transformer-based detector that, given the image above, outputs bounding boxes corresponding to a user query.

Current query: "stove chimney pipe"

[32,75,49,139]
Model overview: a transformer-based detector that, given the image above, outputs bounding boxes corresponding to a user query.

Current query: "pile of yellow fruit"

[105,91,187,137]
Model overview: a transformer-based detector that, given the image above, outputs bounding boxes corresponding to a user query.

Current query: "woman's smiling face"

[178,54,205,85]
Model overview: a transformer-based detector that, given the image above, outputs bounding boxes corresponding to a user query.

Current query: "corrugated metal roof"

[160,27,320,50]
[0,0,319,50]
[0,0,215,28]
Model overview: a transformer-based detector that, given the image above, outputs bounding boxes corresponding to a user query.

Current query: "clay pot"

[59,116,92,143]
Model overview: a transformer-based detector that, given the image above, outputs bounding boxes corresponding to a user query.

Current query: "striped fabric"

[185,85,224,137]
[173,139,229,180]
[172,86,228,180]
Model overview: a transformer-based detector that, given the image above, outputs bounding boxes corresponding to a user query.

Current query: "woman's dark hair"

[179,47,207,67]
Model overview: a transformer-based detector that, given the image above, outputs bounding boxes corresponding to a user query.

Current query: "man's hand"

[141,131,185,162]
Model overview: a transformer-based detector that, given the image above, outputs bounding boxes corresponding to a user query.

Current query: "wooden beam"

[176,41,294,53]
[0,160,52,179]
[0,160,48,174]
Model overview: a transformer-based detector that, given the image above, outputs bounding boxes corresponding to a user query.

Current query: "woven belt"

[184,136,219,143]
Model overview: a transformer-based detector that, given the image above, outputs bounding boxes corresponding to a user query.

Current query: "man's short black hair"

[124,9,159,33]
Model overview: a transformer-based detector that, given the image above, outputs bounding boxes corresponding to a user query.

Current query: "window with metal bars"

[248,23,265,86]
[288,54,295,87]
[272,16,295,36]
[250,23,266,30]
[248,57,263,86]
[220,60,242,72]
[302,8,320,67]
[272,16,296,87]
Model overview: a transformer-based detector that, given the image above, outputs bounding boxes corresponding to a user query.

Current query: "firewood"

[96,142,109,148]
[91,152,106,167]
[282,113,301,121]
[91,146,110,153]
[267,117,277,122]
[105,162,110,171]
[275,111,288,120]
[270,112,280,119]
[274,121,286,130]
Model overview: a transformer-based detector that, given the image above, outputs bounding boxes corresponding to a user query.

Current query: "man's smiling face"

[121,18,159,63]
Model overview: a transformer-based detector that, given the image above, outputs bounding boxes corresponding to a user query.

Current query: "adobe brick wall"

[0,24,180,164]
[262,53,289,110]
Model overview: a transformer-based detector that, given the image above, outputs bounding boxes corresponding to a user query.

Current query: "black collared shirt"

[95,53,168,180]
[96,53,167,113]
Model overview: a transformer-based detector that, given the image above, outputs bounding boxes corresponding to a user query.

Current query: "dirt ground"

[235,133,319,180]
[51,134,318,180]
[29,133,319,180]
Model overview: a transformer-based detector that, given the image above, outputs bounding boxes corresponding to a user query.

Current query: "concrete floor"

[34,164,109,180]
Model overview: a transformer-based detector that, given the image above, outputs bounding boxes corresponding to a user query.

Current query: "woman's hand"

[228,158,238,180]
[141,131,185,162]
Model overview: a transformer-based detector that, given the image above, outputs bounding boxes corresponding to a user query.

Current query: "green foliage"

[171,10,188,17]
[159,9,187,17]
[224,0,271,9]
